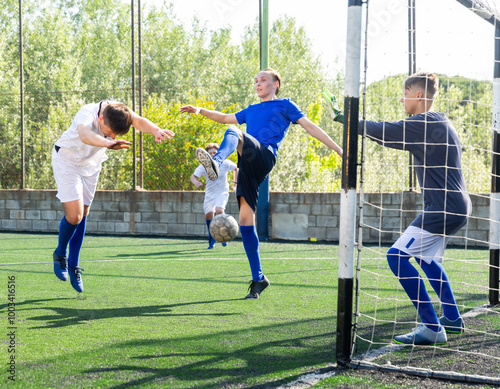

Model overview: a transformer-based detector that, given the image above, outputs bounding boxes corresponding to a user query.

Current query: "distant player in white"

[52,100,174,292]
[191,143,238,249]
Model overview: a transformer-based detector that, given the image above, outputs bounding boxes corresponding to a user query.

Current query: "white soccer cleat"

[394,325,447,345]
[196,148,219,181]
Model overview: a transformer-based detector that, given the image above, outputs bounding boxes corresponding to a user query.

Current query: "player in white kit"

[52,100,174,292]
[191,143,237,249]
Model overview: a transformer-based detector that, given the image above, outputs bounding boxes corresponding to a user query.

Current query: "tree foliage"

[0,0,494,194]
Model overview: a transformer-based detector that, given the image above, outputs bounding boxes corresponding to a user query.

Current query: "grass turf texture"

[0,233,497,388]
[1,233,336,388]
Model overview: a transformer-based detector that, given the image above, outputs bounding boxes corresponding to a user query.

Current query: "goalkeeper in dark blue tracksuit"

[327,72,471,345]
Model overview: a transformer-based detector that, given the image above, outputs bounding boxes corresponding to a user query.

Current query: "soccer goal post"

[337,0,500,384]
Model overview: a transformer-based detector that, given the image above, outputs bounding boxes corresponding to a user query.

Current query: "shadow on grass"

[27,298,242,328]
[77,318,336,389]
[0,266,340,292]
[0,297,73,312]
[111,244,336,259]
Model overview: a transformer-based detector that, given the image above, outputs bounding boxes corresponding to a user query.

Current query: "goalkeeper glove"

[322,90,344,124]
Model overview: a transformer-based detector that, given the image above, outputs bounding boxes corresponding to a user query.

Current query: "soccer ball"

[210,214,239,243]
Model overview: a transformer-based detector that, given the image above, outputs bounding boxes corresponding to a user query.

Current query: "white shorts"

[203,192,230,215]
[52,150,101,205]
[391,226,451,264]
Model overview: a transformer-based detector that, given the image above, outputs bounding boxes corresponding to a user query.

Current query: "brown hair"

[404,72,439,100]
[263,68,282,96]
[102,103,133,136]
[205,143,219,152]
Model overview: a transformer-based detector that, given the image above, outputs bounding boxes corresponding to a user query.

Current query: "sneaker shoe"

[53,250,68,281]
[394,325,447,345]
[439,316,465,334]
[207,238,216,250]
[222,242,227,247]
[245,276,270,299]
[322,90,344,123]
[69,266,84,293]
[196,148,219,181]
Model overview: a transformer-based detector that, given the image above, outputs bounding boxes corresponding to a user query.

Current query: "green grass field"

[1,233,498,388]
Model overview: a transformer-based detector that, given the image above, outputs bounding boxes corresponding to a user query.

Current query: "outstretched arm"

[296,117,343,157]
[131,111,175,143]
[190,174,203,188]
[77,124,132,149]
[180,105,238,124]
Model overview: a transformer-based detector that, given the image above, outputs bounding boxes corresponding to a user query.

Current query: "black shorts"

[236,133,276,212]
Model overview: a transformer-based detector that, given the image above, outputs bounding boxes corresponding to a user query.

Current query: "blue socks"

[415,256,460,321]
[68,216,86,268]
[240,225,263,281]
[387,247,440,332]
[206,219,216,249]
[213,127,239,165]
[56,216,87,268]
[55,217,79,257]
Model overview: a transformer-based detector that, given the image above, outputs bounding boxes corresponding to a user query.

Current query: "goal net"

[347,0,500,384]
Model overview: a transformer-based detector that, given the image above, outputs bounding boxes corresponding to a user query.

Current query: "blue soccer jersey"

[360,111,471,235]
[235,98,304,156]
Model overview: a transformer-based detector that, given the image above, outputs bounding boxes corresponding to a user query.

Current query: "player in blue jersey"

[52,101,174,292]
[181,68,343,299]
[328,72,471,345]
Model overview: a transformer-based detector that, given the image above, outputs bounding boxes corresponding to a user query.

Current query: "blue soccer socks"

[206,219,216,249]
[68,216,86,268]
[213,127,239,165]
[240,225,263,281]
[55,216,87,289]
[387,247,440,332]
[415,256,461,322]
[55,216,79,257]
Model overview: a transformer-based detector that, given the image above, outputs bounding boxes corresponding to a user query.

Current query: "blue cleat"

[207,238,216,250]
[53,250,68,281]
[394,325,447,345]
[222,242,227,247]
[439,316,465,334]
[69,266,84,293]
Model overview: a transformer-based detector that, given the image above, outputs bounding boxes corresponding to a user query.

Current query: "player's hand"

[153,129,175,143]
[180,105,201,115]
[194,180,203,188]
[107,139,132,150]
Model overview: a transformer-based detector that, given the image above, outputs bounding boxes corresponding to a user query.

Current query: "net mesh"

[353,0,500,383]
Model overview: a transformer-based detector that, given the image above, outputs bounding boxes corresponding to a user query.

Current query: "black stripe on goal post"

[490,21,500,306]
[336,0,363,366]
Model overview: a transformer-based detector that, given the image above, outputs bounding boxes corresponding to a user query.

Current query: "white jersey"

[194,159,237,196]
[54,101,114,175]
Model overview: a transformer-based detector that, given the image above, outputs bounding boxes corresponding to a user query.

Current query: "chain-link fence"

[0,0,344,192]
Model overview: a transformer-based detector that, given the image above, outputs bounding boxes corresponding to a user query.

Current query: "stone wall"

[0,190,490,246]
